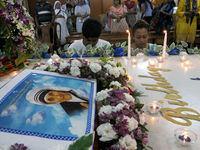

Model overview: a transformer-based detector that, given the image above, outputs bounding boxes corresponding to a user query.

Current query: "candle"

[55,58,59,62]
[13,71,17,76]
[184,61,191,66]
[162,30,167,59]
[126,30,131,59]
[149,61,156,67]
[180,56,187,62]
[132,59,137,64]
[157,57,163,63]
[178,135,191,142]
[146,101,162,114]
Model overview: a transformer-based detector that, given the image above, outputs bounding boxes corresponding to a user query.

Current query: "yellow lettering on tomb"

[139,67,200,126]
[161,107,200,126]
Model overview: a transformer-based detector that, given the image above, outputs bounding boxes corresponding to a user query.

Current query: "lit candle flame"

[184,135,187,139]
[153,104,156,109]
[55,58,59,62]
[126,30,130,33]
[13,72,17,76]
[163,30,167,33]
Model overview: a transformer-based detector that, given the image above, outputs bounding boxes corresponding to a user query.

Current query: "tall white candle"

[162,30,167,59]
[126,30,131,59]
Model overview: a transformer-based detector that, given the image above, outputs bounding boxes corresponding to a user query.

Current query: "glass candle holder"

[132,59,137,64]
[179,55,187,62]
[148,61,156,67]
[146,101,162,114]
[157,56,164,63]
[174,128,197,146]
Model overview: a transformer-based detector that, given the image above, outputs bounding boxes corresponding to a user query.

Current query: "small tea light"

[55,58,59,62]
[146,101,162,114]
[13,71,18,76]
[174,128,197,146]
[148,61,156,67]
[157,57,164,63]
[179,55,187,62]
[132,59,137,64]
[183,61,192,66]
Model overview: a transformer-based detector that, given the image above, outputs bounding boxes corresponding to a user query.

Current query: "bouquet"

[0,0,40,66]
[96,81,148,150]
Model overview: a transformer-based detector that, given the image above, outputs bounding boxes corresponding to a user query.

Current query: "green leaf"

[121,41,127,47]
[57,47,62,54]
[64,44,70,50]
[65,52,72,57]
[73,48,77,54]
[68,133,94,150]
[176,45,183,50]
[181,41,188,47]
[194,47,198,51]
[86,44,92,51]
[115,42,120,47]
[127,82,134,87]
[169,42,175,50]
[99,57,107,63]
[187,48,194,53]
[15,52,32,66]
[54,51,57,54]
[123,47,128,53]
[143,49,149,55]
[135,103,144,109]
[116,62,122,67]
[79,49,83,55]
[179,48,186,52]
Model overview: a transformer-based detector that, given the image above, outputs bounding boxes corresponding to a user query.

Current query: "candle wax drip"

[178,135,191,142]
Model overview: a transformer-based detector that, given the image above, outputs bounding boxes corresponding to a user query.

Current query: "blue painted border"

[0,72,95,141]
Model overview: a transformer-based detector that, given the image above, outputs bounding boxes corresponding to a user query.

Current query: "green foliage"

[169,42,175,50]
[68,133,93,150]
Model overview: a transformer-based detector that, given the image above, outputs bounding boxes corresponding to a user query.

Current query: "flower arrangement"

[31,54,149,149]
[96,81,148,150]
[0,0,47,67]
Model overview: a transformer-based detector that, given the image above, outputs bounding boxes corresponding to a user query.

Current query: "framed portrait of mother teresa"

[0,69,97,149]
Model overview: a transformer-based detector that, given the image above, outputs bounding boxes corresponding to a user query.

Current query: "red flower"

[128,87,133,95]
[0,56,9,63]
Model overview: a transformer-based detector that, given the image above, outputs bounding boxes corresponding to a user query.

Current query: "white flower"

[104,64,112,71]
[136,53,144,57]
[119,86,129,92]
[35,65,48,71]
[123,115,138,131]
[118,67,125,76]
[109,67,120,78]
[95,59,103,64]
[70,66,80,76]
[97,123,118,142]
[112,101,129,112]
[95,89,110,101]
[107,60,116,66]
[136,109,145,125]
[71,59,82,67]
[98,105,113,116]
[59,62,70,72]
[109,81,121,88]
[124,93,135,103]
[51,54,60,61]
[119,134,137,150]
[89,62,102,73]
[47,58,54,65]
[50,144,67,150]
[49,65,58,72]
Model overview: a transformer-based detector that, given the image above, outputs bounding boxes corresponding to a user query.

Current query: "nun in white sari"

[54,1,69,45]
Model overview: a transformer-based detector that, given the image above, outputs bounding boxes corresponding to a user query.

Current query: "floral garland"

[0,0,48,68]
